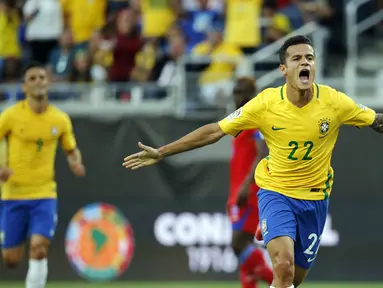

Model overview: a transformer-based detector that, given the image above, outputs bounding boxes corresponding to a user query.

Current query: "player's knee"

[2,253,22,269]
[29,243,48,260]
[273,251,294,284]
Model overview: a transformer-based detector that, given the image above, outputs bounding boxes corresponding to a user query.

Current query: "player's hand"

[236,186,250,207]
[0,167,13,182]
[123,142,162,170]
[70,163,86,177]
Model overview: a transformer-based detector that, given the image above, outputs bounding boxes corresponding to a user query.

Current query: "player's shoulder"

[48,105,71,122]
[1,101,25,117]
[256,86,285,105]
[316,84,340,101]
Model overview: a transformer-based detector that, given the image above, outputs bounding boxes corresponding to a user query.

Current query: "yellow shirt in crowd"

[141,0,175,37]
[61,0,106,43]
[224,0,262,48]
[192,41,243,84]
[0,9,21,57]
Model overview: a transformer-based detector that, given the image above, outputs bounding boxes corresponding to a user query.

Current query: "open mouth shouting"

[299,69,310,85]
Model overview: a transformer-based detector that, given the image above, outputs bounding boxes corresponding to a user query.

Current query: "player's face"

[23,68,49,101]
[280,44,316,91]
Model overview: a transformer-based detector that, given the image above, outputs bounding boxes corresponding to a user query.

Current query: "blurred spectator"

[139,0,178,39]
[0,0,22,77]
[47,29,75,82]
[276,0,292,8]
[61,0,106,48]
[179,0,222,52]
[107,0,129,17]
[130,39,161,82]
[224,0,263,54]
[299,0,332,23]
[192,23,243,106]
[182,0,224,13]
[154,33,186,87]
[23,0,63,65]
[90,30,113,83]
[264,13,292,43]
[167,22,184,39]
[68,50,92,82]
[2,58,21,82]
[109,8,143,82]
[277,0,332,31]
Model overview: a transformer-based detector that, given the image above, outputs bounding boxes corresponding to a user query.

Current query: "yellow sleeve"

[0,109,13,140]
[94,0,106,30]
[60,114,77,152]
[0,139,7,168]
[336,92,376,127]
[218,91,267,137]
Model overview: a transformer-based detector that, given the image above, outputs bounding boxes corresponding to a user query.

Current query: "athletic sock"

[239,244,273,285]
[240,268,258,288]
[26,258,48,288]
[270,285,294,288]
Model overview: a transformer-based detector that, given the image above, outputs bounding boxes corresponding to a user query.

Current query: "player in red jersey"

[227,77,273,288]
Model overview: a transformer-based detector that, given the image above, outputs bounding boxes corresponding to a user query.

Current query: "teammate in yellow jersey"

[122,35,383,287]
[0,62,85,288]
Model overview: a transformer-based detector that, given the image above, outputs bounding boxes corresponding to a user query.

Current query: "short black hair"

[279,35,313,64]
[22,61,46,78]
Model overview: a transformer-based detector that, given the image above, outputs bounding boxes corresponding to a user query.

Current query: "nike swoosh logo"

[272,126,286,131]
[319,134,328,139]
[307,257,316,263]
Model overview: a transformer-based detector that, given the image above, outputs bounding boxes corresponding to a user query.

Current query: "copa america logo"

[65,203,134,282]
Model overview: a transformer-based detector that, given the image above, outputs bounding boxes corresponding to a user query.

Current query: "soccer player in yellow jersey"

[122,35,383,287]
[0,63,85,288]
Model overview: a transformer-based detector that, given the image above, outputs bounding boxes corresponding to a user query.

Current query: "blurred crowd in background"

[0,0,381,104]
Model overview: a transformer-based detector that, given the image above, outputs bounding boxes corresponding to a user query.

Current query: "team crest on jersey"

[52,127,58,136]
[261,219,267,234]
[318,118,330,136]
[227,107,242,121]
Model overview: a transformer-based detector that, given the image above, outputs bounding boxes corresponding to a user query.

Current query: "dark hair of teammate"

[233,77,257,109]
[279,35,313,65]
[22,62,46,81]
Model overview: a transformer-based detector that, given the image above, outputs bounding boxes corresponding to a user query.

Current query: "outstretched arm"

[158,123,225,158]
[370,113,383,133]
[124,92,266,170]
[123,123,226,170]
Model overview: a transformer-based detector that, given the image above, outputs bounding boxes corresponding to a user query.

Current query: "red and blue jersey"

[228,129,263,205]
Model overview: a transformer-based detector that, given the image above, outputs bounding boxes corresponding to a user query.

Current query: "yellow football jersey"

[0,100,77,200]
[219,84,376,200]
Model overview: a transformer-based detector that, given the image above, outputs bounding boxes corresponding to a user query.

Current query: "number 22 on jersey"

[287,141,314,161]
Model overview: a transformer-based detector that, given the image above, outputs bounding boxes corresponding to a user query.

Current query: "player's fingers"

[124,152,142,162]
[123,158,141,168]
[131,163,143,170]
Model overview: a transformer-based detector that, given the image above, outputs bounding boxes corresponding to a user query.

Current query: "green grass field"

[2,282,383,288]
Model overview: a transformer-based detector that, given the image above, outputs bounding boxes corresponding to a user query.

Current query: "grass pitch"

[2,282,383,288]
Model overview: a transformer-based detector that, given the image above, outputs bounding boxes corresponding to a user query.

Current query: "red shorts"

[227,189,259,234]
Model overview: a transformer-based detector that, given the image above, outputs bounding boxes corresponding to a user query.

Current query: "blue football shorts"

[257,189,328,269]
[0,198,57,249]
